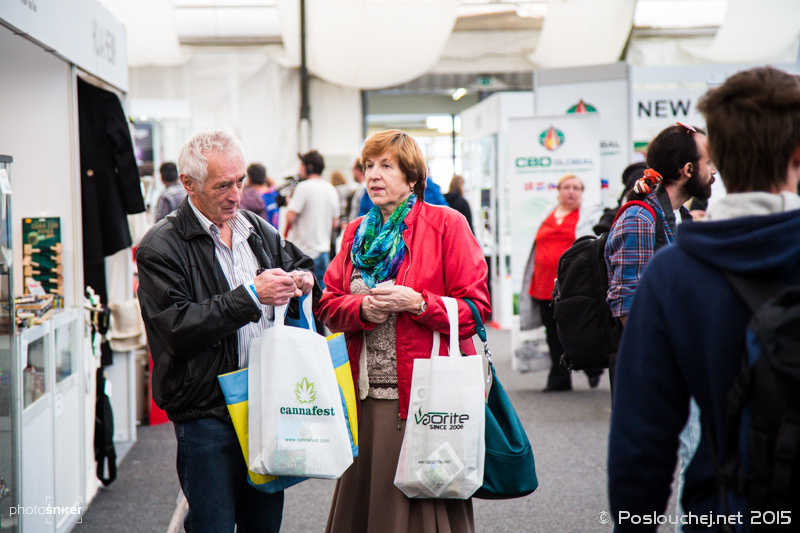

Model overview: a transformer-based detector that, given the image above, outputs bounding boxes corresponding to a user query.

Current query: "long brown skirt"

[325,398,475,533]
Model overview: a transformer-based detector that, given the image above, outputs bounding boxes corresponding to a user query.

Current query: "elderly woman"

[317,129,490,533]
[523,174,603,392]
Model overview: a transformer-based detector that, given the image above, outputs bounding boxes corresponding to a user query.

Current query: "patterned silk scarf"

[352,194,417,288]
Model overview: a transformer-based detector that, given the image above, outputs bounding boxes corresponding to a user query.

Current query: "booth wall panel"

[0,25,77,302]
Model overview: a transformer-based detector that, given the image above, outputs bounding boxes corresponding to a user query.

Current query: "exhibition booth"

[0,3,141,532]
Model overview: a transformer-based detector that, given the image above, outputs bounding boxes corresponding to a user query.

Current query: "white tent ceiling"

[529,0,637,68]
[275,0,462,89]
[682,0,800,63]
[101,0,799,88]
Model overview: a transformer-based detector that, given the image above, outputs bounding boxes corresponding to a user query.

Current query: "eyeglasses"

[676,121,697,134]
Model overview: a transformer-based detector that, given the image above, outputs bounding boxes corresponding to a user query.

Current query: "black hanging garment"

[77,78,145,306]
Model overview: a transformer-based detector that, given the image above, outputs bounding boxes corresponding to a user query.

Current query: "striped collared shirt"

[188,197,272,368]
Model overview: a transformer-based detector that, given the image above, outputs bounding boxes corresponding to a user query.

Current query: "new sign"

[632,89,707,152]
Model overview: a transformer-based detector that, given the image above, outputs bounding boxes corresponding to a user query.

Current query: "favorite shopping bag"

[394,297,486,499]
[249,295,353,479]
[217,368,305,493]
[462,298,538,500]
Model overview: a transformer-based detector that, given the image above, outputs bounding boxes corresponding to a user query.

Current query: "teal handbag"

[464,298,539,500]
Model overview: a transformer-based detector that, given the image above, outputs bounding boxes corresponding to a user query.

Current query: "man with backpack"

[605,123,715,333]
[608,66,800,530]
[552,127,713,378]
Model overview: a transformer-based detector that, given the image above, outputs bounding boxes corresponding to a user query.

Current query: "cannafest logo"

[295,377,316,403]
[539,126,564,151]
[279,378,336,416]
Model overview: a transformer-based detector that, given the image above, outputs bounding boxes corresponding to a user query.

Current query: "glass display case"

[22,334,46,408]
[0,155,16,532]
[53,323,72,383]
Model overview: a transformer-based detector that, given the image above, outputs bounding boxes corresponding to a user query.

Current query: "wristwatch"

[417,298,427,315]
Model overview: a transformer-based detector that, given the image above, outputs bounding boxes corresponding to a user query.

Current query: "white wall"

[0,25,80,304]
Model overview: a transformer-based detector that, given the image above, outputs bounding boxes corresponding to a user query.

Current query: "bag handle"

[431,296,459,358]
[463,298,492,365]
[275,294,316,332]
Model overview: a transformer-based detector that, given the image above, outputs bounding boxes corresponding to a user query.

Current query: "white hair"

[177,129,245,187]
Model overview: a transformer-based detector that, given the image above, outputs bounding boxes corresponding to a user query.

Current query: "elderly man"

[136,129,317,533]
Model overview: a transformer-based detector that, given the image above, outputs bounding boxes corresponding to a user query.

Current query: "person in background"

[606,124,715,331]
[246,162,281,229]
[348,159,367,223]
[592,162,647,235]
[285,150,340,292]
[331,169,358,229]
[155,162,187,222]
[527,174,603,392]
[136,129,317,532]
[609,66,800,533]
[444,174,474,233]
[240,163,268,221]
[330,170,357,256]
[318,129,490,533]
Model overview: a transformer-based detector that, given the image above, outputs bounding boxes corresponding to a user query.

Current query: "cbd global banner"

[507,114,601,294]
[534,64,631,207]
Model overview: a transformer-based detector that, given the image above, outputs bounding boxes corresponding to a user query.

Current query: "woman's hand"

[369,286,424,314]
[360,295,391,324]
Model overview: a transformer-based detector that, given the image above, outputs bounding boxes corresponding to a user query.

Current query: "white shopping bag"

[394,297,486,499]
[248,296,353,479]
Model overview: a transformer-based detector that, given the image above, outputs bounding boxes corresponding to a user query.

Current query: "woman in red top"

[530,175,603,392]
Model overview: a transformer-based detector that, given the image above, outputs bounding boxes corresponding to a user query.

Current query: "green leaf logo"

[295,378,316,404]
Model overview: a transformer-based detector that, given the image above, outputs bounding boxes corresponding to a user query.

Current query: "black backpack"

[552,201,665,370]
[711,273,800,529]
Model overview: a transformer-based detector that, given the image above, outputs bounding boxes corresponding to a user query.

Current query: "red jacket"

[318,201,491,420]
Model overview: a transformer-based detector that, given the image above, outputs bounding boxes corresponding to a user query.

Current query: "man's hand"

[254,268,301,306]
[289,270,315,295]
[369,286,423,314]
[360,295,391,324]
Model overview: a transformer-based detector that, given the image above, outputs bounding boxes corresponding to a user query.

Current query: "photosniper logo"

[567,99,597,114]
[9,498,84,524]
[279,378,336,416]
[539,126,564,151]
[414,407,470,430]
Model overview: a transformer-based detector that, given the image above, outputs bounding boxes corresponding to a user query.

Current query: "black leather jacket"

[136,198,316,422]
